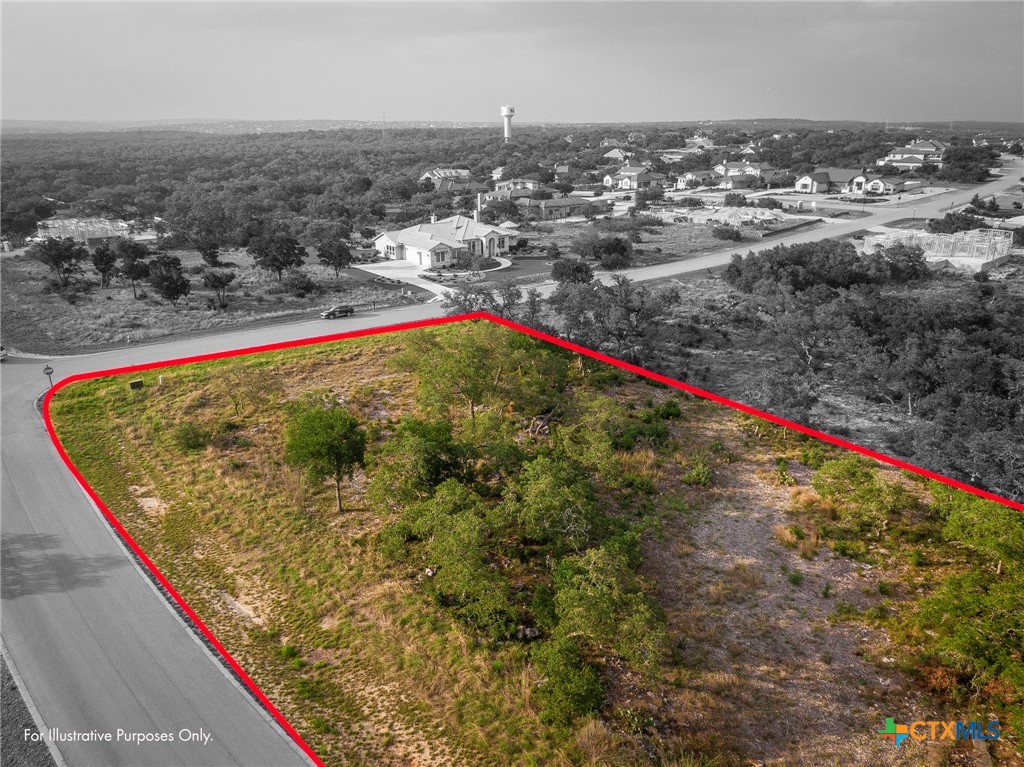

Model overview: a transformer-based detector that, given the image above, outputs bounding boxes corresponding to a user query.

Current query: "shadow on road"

[1,532,129,600]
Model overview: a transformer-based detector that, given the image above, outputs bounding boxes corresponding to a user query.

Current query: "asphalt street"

[0,156,1018,766]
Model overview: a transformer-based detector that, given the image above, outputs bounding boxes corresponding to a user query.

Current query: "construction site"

[861,226,1015,272]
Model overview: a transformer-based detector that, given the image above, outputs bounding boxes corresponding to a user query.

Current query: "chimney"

[476,192,483,212]
[473,209,480,222]
[430,214,437,223]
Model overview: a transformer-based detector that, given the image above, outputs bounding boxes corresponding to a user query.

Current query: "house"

[794,172,832,194]
[600,138,627,148]
[877,139,947,170]
[603,165,668,190]
[714,162,751,176]
[865,177,905,195]
[794,168,874,194]
[373,214,512,268]
[677,170,722,189]
[516,196,599,221]
[760,169,790,187]
[626,132,647,145]
[435,178,489,195]
[603,148,634,162]
[491,166,505,181]
[495,177,544,192]
[719,174,753,190]
[554,163,571,179]
[419,168,472,188]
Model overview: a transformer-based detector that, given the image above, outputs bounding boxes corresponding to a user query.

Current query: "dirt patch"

[643,418,967,766]
[128,485,168,517]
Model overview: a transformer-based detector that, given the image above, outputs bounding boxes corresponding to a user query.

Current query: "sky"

[2,1,1022,124]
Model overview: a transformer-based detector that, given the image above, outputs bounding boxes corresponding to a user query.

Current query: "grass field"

[48,320,1022,766]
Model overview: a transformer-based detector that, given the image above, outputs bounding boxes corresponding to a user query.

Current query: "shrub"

[712,224,742,242]
[681,456,712,487]
[171,422,209,451]
[282,270,319,298]
[531,638,603,727]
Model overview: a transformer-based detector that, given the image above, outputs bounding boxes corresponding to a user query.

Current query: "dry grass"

[0,248,419,354]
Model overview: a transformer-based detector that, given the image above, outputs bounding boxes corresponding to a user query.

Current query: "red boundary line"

[40,312,1024,767]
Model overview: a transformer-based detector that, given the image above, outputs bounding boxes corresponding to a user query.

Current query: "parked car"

[319,305,355,319]
[0,345,6,361]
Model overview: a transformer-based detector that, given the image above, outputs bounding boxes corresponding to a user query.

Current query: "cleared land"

[48,321,1021,766]
[0,246,423,355]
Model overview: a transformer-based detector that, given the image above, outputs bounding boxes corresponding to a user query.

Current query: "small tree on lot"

[552,258,594,285]
[284,405,366,514]
[115,241,151,299]
[147,255,191,306]
[247,234,306,281]
[723,193,747,207]
[317,239,353,278]
[30,237,87,287]
[91,243,118,287]
[599,237,632,269]
[202,269,236,308]
[196,240,222,267]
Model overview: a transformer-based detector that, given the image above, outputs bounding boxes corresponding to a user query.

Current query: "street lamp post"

[43,365,54,388]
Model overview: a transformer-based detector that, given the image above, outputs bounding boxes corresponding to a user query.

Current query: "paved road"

[1,157,1019,767]
[1,304,443,767]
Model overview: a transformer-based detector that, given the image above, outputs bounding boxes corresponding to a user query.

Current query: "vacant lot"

[49,320,1019,766]
[0,246,424,355]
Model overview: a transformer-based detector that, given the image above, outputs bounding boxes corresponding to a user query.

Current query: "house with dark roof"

[373,214,513,268]
[794,172,833,194]
[435,178,489,195]
[865,177,905,195]
[676,170,722,189]
[719,174,754,190]
[516,196,601,221]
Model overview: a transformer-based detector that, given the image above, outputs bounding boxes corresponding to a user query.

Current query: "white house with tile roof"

[876,139,948,170]
[419,168,472,188]
[373,214,513,268]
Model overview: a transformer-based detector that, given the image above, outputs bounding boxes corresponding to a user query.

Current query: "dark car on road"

[319,305,355,319]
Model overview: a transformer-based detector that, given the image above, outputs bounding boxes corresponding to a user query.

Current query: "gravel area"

[1,655,58,767]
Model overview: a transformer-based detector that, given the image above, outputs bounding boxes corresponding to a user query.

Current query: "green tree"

[530,637,603,727]
[367,418,471,510]
[29,237,87,287]
[284,405,367,514]
[501,455,597,552]
[247,234,307,281]
[91,243,118,288]
[317,239,353,278]
[202,269,236,308]
[553,546,666,673]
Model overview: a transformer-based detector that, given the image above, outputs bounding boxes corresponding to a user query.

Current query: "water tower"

[500,105,515,142]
